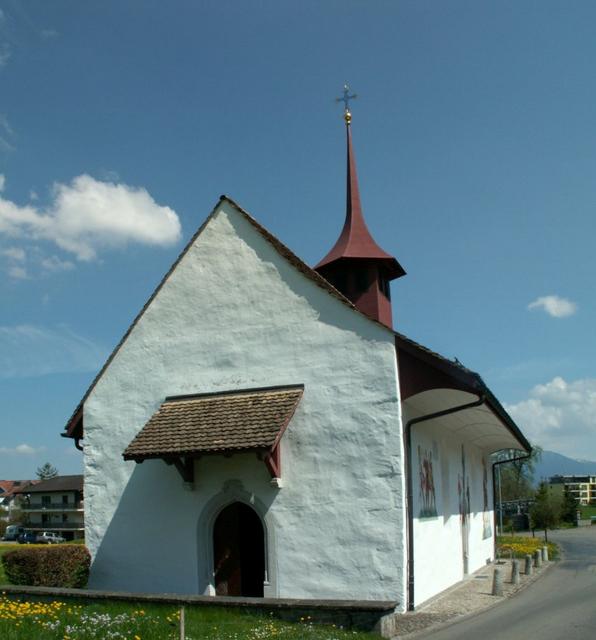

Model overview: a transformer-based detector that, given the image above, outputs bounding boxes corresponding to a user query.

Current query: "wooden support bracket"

[164,456,195,484]
[263,445,281,480]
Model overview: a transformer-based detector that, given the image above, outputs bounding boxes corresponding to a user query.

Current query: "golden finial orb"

[336,84,357,125]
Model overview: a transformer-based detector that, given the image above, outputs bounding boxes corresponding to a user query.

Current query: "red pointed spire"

[315,123,405,279]
[314,90,405,328]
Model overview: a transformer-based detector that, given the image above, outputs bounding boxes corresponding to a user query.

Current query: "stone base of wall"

[0,585,400,637]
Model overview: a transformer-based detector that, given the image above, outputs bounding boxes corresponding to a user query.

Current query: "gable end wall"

[83,201,407,607]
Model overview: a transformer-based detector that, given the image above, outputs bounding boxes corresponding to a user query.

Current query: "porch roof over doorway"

[123,385,304,481]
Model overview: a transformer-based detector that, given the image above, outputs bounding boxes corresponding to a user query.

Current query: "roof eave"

[123,445,274,464]
[316,254,406,280]
[395,333,531,454]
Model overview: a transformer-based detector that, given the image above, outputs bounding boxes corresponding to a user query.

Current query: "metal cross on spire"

[336,83,357,124]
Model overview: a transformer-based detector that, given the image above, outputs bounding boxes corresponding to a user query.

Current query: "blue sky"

[1,1,595,478]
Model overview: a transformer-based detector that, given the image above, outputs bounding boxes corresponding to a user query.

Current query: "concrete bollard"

[511,559,520,585]
[542,545,549,562]
[525,554,533,575]
[492,567,503,596]
[534,549,542,568]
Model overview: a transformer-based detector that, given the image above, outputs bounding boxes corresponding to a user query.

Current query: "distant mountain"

[534,450,596,483]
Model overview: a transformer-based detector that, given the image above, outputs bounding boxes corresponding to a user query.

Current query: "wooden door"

[213,502,265,597]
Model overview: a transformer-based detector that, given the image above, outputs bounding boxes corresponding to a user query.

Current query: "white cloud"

[528,295,577,318]
[506,377,596,458]
[0,324,106,378]
[41,255,74,272]
[15,444,36,455]
[0,174,5,191]
[8,265,27,279]
[2,244,77,279]
[0,443,44,456]
[1,246,25,261]
[0,174,181,260]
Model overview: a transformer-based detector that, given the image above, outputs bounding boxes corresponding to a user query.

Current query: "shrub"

[1,545,90,588]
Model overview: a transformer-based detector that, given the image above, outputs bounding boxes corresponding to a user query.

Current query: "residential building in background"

[15,475,84,540]
[0,480,36,522]
[549,475,596,505]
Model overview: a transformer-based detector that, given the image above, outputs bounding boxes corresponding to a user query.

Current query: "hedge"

[1,545,90,588]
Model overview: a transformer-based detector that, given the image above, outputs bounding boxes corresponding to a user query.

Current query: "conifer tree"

[36,462,58,480]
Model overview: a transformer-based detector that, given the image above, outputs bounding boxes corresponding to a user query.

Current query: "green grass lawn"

[0,596,381,639]
[0,545,381,638]
[579,505,596,519]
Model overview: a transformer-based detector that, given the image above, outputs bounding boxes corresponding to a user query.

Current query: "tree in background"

[560,488,579,524]
[530,481,561,542]
[36,463,58,480]
[497,445,543,501]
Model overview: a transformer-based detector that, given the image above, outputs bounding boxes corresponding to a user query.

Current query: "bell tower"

[315,86,405,328]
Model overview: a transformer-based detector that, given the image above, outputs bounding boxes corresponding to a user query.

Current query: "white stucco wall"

[83,200,407,607]
[409,417,495,607]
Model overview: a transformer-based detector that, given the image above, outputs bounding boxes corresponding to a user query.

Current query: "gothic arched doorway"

[213,501,265,597]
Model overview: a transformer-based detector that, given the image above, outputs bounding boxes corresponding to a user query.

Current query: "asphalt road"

[420,527,596,640]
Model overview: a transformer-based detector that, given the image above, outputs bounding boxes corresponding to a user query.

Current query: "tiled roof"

[123,385,304,461]
[15,475,83,494]
[0,480,38,496]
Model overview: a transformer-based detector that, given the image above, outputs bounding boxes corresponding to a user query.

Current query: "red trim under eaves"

[63,408,83,440]
[263,446,281,479]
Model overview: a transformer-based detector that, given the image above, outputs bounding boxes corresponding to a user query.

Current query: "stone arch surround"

[196,480,278,597]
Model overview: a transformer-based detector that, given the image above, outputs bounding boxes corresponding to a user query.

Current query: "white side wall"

[83,201,407,607]
[409,419,495,607]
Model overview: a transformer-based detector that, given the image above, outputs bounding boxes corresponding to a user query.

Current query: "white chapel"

[63,95,530,612]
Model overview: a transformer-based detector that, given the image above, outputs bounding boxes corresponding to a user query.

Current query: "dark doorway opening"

[213,501,265,597]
